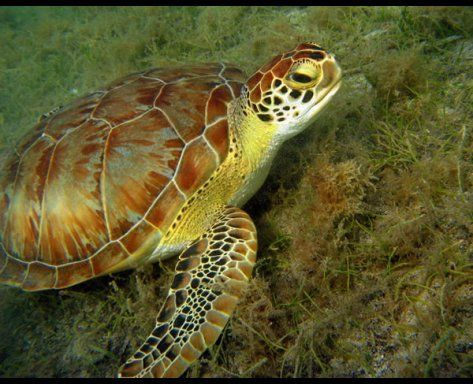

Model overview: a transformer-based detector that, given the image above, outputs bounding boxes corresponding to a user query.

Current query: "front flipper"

[118,207,257,378]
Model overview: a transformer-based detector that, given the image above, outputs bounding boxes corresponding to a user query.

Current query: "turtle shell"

[0,63,245,291]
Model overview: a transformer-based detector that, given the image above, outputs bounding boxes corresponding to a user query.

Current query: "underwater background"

[0,6,472,377]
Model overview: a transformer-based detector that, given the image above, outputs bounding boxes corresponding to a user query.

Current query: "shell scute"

[204,119,229,162]
[206,84,233,126]
[120,220,162,256]
[175,137,218,195]
[38,119,110,265]
[146,182,186,229]
[104,109,184,239]
[156,78,222,142]
[0,257,28,287]
[46,92,104,140]
[3,136,55,262]
[56,259,94,289]
[94,77,163,126]
[22,262,56,291]
[90,241,127,276]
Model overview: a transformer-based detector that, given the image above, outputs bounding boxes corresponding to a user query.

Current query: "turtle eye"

[289,72,313,84]
[284,64,321,90]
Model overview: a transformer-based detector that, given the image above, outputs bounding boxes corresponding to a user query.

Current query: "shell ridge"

[154,106,186,144]
[35,138,60,261]
[217,62,236,100]
[201,81,222,164]
[100,125,113,241]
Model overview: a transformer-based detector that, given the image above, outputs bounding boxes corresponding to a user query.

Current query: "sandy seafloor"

[0,6,472,378]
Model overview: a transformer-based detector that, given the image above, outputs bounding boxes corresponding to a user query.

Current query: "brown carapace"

[0,64,245,291]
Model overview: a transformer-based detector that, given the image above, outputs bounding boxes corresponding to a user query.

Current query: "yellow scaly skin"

[161,99,277,251]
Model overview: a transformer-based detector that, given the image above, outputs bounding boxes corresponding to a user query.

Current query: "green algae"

[0,6,472,378]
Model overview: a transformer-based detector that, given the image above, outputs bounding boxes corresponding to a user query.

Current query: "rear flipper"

[118,206,257,378]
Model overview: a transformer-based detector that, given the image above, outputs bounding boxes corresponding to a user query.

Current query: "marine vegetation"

[0,6,471,378]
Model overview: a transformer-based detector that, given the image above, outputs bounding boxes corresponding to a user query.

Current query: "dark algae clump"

[0,6,472,378]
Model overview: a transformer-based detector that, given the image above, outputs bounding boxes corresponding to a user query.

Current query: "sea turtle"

[0,42,341,377]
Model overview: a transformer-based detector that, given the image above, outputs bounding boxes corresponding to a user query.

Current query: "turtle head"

[245,42,342,141]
